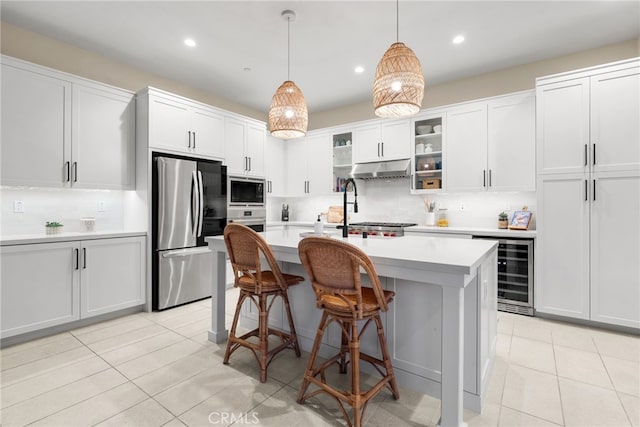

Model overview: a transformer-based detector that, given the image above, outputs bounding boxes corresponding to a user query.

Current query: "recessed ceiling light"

[354,66,365,74]
[243,67,252,72]
[453,35,465,44]
[184,38,196,47]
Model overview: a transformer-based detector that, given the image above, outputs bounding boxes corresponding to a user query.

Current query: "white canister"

[426,212,436,226]
[416,143,425,154]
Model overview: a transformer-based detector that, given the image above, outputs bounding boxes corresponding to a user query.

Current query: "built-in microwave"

[228,176,265,206]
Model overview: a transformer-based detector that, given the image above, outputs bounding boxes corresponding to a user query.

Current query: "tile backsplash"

[268,179,536,229]
[0,187,132,235]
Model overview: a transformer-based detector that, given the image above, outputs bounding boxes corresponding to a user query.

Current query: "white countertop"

[0,230,147,246]
[208,226,498,278]
[268,221,536,238]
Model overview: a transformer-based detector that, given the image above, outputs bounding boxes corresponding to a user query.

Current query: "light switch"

[97,201,106,212]
[13,200,24,213]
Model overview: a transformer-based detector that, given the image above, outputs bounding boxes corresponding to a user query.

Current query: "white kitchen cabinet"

[331,131,353,193]
[446,103,488,192]
[224,117,265,177]
[536,58,640,328]
[410,113,446,193]
[0,236,146,339]
[285,133,332,197]
[72,83,135,189]
[447,91,535,193]
[146,89,225,159]
[1,241,80,338]
[80,236,146,319]
[2,58,136,190]
[1,62,71,187]
[264,135,286,196]
[354,119,410,163]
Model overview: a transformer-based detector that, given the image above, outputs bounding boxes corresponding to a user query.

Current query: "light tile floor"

[1,288,638,426]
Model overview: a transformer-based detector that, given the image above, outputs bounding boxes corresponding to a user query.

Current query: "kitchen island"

[206,228,498,427]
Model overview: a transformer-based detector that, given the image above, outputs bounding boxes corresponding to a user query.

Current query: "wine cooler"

[474,237,534,316]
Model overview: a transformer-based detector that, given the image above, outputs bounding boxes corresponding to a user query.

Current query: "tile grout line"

[550,332,567,427]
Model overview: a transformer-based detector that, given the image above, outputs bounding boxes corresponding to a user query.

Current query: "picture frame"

[508,210,532,230]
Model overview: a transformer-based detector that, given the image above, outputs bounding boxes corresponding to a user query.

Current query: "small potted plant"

[45,221,64,235]
[498,212,509,229]
[424,199,437,226]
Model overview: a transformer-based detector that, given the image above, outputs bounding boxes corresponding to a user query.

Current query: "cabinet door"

[191,107,225,159]
[380,119,411,160]
[591,67,640,173]
[72,85,135,189]
[354,124,381,163]
[285,137,308,197]
[487,92,536,192]
[246,123,265,177]
[536,78,590,175]
[224,117,247,175]
[590,172,640,328]
[1,242,80,338]
[148,94,191,152]
[80,237,146,318]
[264,136,285,197]
[306,133,332,195]
[447,103,488,192]
[1,64,71,187]
[535,174,590,320]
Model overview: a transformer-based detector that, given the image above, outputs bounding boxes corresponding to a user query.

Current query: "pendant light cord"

[396,0,399,42]
[287,15,291,80]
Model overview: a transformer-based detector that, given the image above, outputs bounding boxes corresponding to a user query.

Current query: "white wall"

[268,179,536,229]
[0,187,141,235]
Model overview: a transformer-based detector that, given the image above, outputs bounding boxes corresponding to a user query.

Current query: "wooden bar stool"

[223,223,303,382]
[297,237,399,427]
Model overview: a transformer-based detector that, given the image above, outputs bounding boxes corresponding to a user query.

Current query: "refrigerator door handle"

[196,170,204,237]
[191,171,199,237]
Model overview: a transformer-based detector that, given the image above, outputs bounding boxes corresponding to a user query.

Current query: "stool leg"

[339,320,350,374]
[375,314,399,399]
[281,291,301,357]
[350,321,362,427]
[297,311,329,404]
[258,293,269,383]
[223,290,247,365]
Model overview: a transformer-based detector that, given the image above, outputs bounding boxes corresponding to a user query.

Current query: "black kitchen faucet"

[342,178,358,238]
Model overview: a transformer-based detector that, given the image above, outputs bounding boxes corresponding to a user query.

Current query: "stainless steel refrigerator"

[153,154,227,310]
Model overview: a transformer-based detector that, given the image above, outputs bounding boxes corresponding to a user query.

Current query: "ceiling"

[2,1,639,114]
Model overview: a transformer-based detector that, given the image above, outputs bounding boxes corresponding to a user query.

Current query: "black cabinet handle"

[73,162,78,182]
[188,131,191,148]
[584,179,588,201]
[193,132,196,149]
[593,179,596,201]
[65,161,70,182]
[83,248,87,269]
[483,170,487,187]
[248,157,251,171]
[584,144,588,166]
[593,143,596,165]
[75,248,79,270]
[381,142,384,157]
[377,143,380,157]
[489,169,492,187]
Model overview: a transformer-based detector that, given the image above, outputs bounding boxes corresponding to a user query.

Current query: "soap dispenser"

[314,214,324,235]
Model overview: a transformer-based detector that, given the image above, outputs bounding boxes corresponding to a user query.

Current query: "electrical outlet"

[505,203,511,211]
[97,201,106,212]
[459,203,465,211]
[13,200,24,213]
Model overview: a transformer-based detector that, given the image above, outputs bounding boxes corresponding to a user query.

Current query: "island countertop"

[207,227,498,284]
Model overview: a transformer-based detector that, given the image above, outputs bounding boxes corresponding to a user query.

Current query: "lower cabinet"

[1,236,146,339]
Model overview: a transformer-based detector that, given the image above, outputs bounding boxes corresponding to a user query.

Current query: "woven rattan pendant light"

[268,10,308,139]
[373,0,424,117]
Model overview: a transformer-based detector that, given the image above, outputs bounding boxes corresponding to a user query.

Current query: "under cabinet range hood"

[350,159,411,179]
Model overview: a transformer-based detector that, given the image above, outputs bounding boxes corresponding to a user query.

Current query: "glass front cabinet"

[411,113,446,194]
[332,131,352,192]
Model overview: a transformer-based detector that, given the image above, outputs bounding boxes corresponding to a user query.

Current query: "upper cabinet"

[447,91,536,193]
[410,113,445,193]
[285,132,332,197]
[264,135,286,197]
[144,88,225,159]
[332,131,353,192]
[537,63,640,175]
[1,57,135,189]
[353,119,410,163]
[224,117,265,177]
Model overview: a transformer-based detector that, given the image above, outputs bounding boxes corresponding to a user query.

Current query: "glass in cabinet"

[412,116,444,192]
[332,132,352,192]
